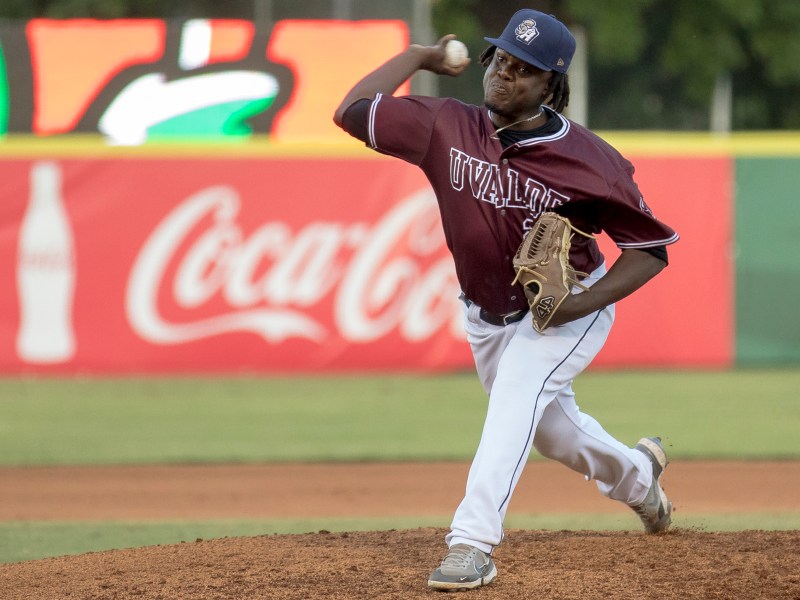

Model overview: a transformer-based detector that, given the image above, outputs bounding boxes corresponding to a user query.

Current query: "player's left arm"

[547,248,666,328]
[548,164,677,327]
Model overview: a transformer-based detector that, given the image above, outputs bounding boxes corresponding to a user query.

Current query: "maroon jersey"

[362,94,678,316]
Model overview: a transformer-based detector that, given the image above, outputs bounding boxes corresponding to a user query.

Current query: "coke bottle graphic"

[16,161,76,363]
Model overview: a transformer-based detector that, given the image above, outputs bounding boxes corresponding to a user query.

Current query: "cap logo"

[514,19,539,45]
[556,58,565,67]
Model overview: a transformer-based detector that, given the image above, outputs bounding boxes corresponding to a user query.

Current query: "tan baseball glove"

[511,212,596,332]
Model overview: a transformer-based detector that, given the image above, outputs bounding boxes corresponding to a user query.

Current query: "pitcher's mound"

[2,527,798,599]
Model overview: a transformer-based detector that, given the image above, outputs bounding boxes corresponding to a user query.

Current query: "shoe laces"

[441,545,480,569]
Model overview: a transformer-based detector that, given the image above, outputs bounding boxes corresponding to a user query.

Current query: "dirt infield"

[4,461,800,520]
[3,528,799,599]
[2,461,799,599]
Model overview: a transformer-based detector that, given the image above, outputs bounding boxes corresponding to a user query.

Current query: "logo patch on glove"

[536,296,556,319]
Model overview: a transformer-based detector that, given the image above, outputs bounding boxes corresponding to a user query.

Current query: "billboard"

[0,18,409,143]
[0,153,731,374]
[2,156,470,373]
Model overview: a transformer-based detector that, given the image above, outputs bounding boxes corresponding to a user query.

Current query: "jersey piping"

[499,109,571,147]
[617,233,680,249]
[367,93,384,149]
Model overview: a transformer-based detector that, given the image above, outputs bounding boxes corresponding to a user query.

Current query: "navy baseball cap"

[484,9,576,73]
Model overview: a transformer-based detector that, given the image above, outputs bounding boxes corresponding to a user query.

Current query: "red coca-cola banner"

[0,156,468,373]
[0,153,731,374]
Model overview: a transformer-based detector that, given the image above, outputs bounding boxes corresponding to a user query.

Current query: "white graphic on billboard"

[99,71,279,145]
[126,186,462,346]
[16,161,77,363]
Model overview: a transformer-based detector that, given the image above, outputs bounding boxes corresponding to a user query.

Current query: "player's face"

[483,48,553,122]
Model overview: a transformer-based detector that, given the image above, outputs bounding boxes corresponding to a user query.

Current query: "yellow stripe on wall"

[0,135,376,159]
[598,132,800,157]
[1,132,800,159]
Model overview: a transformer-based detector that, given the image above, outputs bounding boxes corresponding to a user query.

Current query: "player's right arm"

[333,35,468,127]
[548,248,667,328]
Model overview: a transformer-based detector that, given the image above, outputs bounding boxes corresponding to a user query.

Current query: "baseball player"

[334,8,678,591]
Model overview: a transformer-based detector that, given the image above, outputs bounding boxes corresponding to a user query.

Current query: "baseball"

[444,39,469,67]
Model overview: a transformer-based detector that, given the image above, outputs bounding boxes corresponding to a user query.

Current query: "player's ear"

[478,45,496,67]
[541,73,554,100]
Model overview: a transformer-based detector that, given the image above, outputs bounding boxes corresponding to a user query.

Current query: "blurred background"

[3,0,800,131]
[1,0,799,374]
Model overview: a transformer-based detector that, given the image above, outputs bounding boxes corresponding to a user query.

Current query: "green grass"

[572,368,800,459]
[4,512,800,565]
[1,369,799,465]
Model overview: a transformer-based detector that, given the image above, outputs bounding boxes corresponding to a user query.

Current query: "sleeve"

[641,245,668,264]
[595,167,679,250]
[340,98,372,144]
[365,94,447,166]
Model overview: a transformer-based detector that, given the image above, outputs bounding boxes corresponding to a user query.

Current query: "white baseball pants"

[446,266,653,554]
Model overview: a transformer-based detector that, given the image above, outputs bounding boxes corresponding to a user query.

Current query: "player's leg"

[460,298,518,396]
[430,270,611,590]
[533,390,673,531]
[428,297,516,590]
[445,303,614,553]
[533,387,651,504]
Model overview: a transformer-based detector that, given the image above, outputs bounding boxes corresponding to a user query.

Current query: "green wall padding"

[735,157,800,364]
[0,41,8,134]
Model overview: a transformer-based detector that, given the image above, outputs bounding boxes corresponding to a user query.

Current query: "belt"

[459,293,527,326]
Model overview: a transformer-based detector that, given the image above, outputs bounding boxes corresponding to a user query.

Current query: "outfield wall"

[1,18,796,373]
[0,134,796,374]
